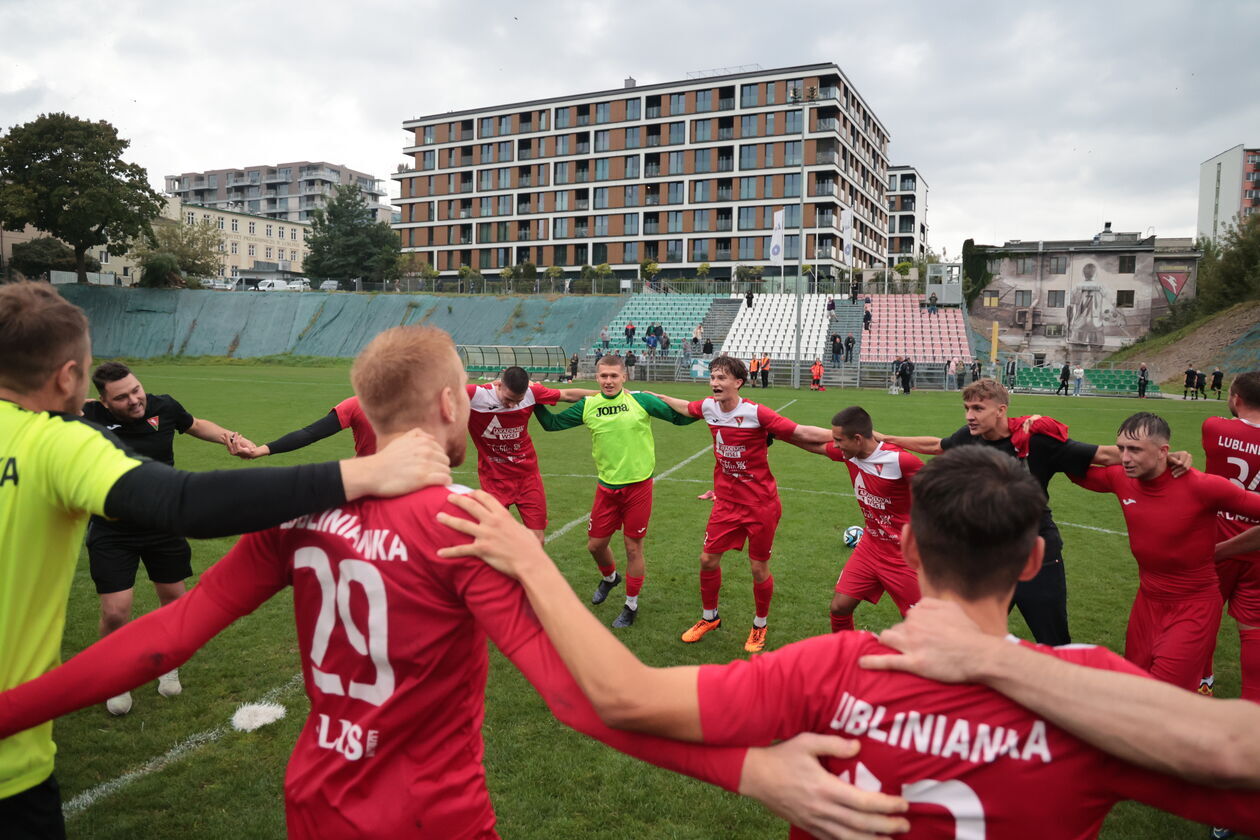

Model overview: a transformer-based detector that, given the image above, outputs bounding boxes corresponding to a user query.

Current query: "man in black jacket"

[1056,362,1071,396]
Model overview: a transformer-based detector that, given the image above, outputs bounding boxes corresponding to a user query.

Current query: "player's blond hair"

[961,378,1009,406]
[352,326,460,433]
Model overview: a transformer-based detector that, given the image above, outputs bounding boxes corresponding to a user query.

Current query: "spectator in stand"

[625,350,637,380]
[625,322,636,346]
[692,324,703,350]
[863,308,872,332]
[810,359,825,391]
[702,338,713,355]
[927,293,939,316]
[898,357,914,395]
[1137,363,1150,399]
[830,334,842,367]
[661,332,671,355]
[1197,369,1208,400]
[594,347,604,362]
[844,333,855,363]
[645,333,658,359]
[1212,367,1225,400]
[600,327,610,349]
[745,290,754,309]
[569,353,579,382]
[850,279,860,303]
[826,297,836,313]
[955,359,966,391]
[1073,364,1085,397]
[946,358,957,391]
[970,360,981,382]
[1005,357,1018,389]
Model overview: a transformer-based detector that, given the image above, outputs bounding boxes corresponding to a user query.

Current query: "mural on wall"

[1066,262,1139,347]
[1157,271,1189,305]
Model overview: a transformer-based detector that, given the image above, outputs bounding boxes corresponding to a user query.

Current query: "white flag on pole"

[769,209,786,266]
[840,208,854,268]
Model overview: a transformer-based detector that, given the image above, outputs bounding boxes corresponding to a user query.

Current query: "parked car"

[256,279,288,291]
[319,280,339,291]
[287,278,311,291]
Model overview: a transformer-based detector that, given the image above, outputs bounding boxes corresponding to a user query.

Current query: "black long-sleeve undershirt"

[103,461,345,538]
[264,411,343,455]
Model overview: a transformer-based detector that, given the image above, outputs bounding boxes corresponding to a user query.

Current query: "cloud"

[1,0,1255,256]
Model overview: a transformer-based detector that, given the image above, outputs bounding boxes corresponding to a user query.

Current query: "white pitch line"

[64,674,304,818]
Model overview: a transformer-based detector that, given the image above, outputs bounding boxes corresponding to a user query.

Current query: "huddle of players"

[1186,365,1227,400]
[4,279,1260,839]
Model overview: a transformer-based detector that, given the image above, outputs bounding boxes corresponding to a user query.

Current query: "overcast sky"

[2,0,1255,256]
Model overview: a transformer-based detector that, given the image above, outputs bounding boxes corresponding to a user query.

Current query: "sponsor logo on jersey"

[146,416,160,429]
[481,415,524,441]
[0,457,17,487]
[596,403,629,417]
[316,713,379,761]
[853,474,891,511]
[713,430,746,459]
[1122,498,1137,506]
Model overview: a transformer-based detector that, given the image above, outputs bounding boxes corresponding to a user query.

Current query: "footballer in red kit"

[1201,371,1260,700]
[232,395,379,460]
[651,357,830,652]
[464,366,591,540]
[804,407,923,632]
[333,396,378,457]
[1070,412,1260,691]
[443,444,1260,839]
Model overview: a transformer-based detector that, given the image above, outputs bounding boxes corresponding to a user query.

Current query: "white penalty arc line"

[542,399,799,543]
[63,674,304,818]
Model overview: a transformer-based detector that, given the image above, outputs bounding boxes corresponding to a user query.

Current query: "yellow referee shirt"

[0,400,142,798]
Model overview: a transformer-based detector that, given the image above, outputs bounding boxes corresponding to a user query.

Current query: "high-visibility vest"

[749,358,760,373]
[760,356,771,370]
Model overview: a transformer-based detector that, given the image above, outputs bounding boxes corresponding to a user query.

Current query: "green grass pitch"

[51,365,1243,839]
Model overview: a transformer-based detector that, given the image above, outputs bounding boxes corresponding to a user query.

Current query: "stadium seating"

[1015,366,1162,395]
[860,294,971,364]
[719,293,833,364]
[601,294,719,355]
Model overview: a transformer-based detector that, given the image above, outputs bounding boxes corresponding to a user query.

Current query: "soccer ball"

[843,526,863,547]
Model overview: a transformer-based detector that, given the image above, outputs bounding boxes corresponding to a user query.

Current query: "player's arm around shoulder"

[555,387,597,403]
[633,391,699,426]
[436,489,704,740]
[639,390,692,417]
[532,398,585,431]
[874,431,943,455]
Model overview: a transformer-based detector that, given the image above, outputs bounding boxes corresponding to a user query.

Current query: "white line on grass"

[64,674,304,818]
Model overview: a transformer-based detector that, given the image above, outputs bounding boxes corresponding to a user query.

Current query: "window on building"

[693,120,712,142]
[624,127,640,149]
[1116,290,1135,308]
[248,221,256,234]
[594,187,609,209]
[595,215,609,236]
[763,144,776,167]
[1048,255,1067,274]
[785,109,803,134]
[667,182,684,204]
[1044,324,1065,337]
[499,115,511,135]
[738,206,758,229]
[277,226,285,239]
[624,240,638,261]
[185,211,195,225]
[264,224,272,237]
[694,209,710,232]
[596,102,610,124]
[1014,290,1032,307]
[624,185,640,205]
[230,241,239,255]
[624,213,639,235]
[667,211,683,233]
[625,99,640,120]
[555,162,570,184]
[739,236,757,260]
[694,149,711,173]
[739,177,757,199]
[1118,255,1136,274]
[625,155,640,178]
[290,250,297,261]
[595,159,610,181]
[231,218,239,232]
[1047,289,1065,308]
[594,130,610,152]
[982,289,998,307]
[740,84,759,108]
[670,93,686,115]
[695,90,712,112]
[554,217,569,238]
[741,115,758,137]
[423,126,434,145]
[785,141,802,166]
[669,151,685,175]
[784,173,801,198]
[694,181,711,202]
[669,122,685,144]
[1014,257,1034,274]
[480,117,494,137]
[739,144,757,169]
[291,229,298,241]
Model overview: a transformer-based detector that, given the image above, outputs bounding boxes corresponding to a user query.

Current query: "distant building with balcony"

[1198,144,1260,243]
[970,223,1201,363]
[165,162,390,224]
[885,165,927,267]
[393,63,891,280]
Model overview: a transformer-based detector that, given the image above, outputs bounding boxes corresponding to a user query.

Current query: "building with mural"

[970,224,1200,364]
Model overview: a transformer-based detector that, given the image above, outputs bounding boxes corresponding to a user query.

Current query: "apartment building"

[1198,144,1260,243]
[972,223,1201,362]
[886,165,928,266]
[394,63,891,279]
[165,162,390,224]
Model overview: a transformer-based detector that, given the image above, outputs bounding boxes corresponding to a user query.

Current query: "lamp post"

[790,84,816,389]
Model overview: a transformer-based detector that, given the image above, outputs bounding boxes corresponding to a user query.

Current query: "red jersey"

[1071,466,1260,599]
[333,396,377,457]
[1203,415,1260,557]
[0,487,747,839]
[698,632,1260,839]
[465,383,560,482]
[824,442,921,549]
[686,397,798,508]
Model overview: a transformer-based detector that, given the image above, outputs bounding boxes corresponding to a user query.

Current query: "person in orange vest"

[759,354,771,389]
[810,359,826,391]
[748,356,761,388]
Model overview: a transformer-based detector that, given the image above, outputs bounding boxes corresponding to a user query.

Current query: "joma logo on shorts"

[596,404,629,417]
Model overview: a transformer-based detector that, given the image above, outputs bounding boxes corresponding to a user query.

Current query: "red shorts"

[480,473,547,531]
[835,539,920,616]
[702,498,781,562]
[1217,556,1260,627]
[1125,590,1224,690]
[588,479,653,540]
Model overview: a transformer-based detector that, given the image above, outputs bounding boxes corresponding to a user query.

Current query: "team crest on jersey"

[146,416,160,429]
[872,463,884,475]
[735,417,744,426]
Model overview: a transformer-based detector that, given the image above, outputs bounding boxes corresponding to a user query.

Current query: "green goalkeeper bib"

[582,390,655,486]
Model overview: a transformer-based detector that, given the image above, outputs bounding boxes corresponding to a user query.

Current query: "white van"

[287,278,311,291]
[256,279,287,291]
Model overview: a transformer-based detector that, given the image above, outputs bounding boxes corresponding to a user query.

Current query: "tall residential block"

[165,162,390,224]
[885,165,928,266]
[394,63,891,279]
[1198,144,1260,243]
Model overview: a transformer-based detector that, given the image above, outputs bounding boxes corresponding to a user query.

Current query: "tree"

[499,264,516,292]
[129,219,224,284]
[594,262,613,293]
[695,262,711,280]
[304,185,400,284]
[457,264,481,293]
[639,260,660,281]
[893,260,914,277]
[545,264,564,292]
[0,113,165,283]
[419,261,440,292]
[516,261,538,290]
[9,236,99,279]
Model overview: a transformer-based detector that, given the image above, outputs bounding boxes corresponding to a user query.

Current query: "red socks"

[700,568,722,612]
[626,575,644,598]
[753,575,774,620]
[830,612,855,633]
[1241,628,1260,702]
[597,563,617,578]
